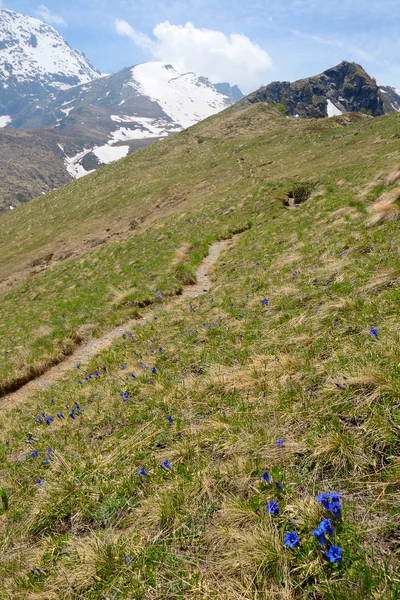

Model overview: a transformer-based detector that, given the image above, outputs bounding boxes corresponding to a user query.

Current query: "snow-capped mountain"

[0,8,244,209]
[11,62,242,180]
[0,8,101,125]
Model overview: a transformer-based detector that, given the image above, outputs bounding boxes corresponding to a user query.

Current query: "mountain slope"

[0,8,101,125]
[380,85,400,112]
[237,61,394,118]
[0,99,399,599]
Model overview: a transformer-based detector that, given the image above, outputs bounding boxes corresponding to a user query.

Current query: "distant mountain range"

[0,8,400,212]
[0,8,243,211]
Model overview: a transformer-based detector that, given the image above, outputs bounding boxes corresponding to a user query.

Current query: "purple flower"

[323,546,342,563]
[43,457,50,465]
[122,391,129,401]
[78,380,83,385]
[36,479,45,486]
[74,403,82,413]
[261,298,269,305]
[121,365,126,370]
[130,373,136,378]
[35,417,43,424]
[50,398,55,405]
[259,470,271,483]
[57,412,65,419]
[124,553,131,566]
[102,366,107,372]
[47,447,53,455]
[158,346,163,352]
[284,531,300,548]
[369,328,378,339]
[189,304,195,312]
[94,371,100,377]
[167,415,174,424]
[45,416,54,426]
[137,466,148,476]
[266,501,279,515]
[69,409,75,420]
[151,367,157,374]
[274,438,285,448]
[160,459,173,471]
[334,382,345,390]
[27,434,35,442]
[275,481,284,491]
[30,450,39,459]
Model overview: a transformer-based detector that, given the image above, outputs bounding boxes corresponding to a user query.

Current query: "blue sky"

[2,0,400,92]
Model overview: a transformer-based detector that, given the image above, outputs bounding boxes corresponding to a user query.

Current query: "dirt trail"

[1,239,231,409]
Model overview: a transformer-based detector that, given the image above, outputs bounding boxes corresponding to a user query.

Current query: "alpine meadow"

[0,85,400,600]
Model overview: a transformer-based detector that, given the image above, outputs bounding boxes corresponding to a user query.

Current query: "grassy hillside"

[0,104,399,599]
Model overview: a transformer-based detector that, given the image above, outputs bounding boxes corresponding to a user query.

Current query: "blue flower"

[45,416,54,426]
[35,417,43,424]
[69,409,75,420]
[274,438,285,447]
[57,412,65,419]
[189,304,195,312]
[311,527,327,546]
[259,470,271,483]
[75,403,82,413]
[320,518,334,535]
[151,367,157,374]
[76,364,81,369]
[284,531,300,548]
[369,328,378,339]
[129,333,134,339]
[94,371,100,377]
[124,553,131,566]
[140,364,147,370]
[36,479,45,486]
[43,457,50,465]
[47,447,53,455]
[78,380,83,385]
[261,298,269,305]
[323,546,342,563]
[266,501,279,515]
[329,501,342,519]
[50,398,55,404]
[316,493,331,510]
[122,391,129,401]
[334,382,345,390]
[137,466,148,476]
[275,481,284,491]
[121,365,126,370]
[158,346,163,352]
[167,415,174,424]
[130,373,136,378]
[102,366,107,372]
[30,450,39,458]
[27,434,35,442]
[160,459,173,471]
[329,492,342,503]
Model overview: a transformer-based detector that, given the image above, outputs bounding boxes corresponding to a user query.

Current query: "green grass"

[0,105,399,599]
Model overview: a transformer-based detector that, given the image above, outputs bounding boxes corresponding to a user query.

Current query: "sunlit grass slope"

[0,104,399,599]
[1,107,400,393]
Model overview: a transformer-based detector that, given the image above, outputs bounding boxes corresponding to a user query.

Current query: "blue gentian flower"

[137,466,148,476]
[69,409,75,420]
[50,398,55,404]
[78,380,83,385]
[158,346,163,352]
[35,417,43,424]
[122,391,129,401]
[75,403,82,413]
[130,373,136,378]
[189,304,195,312]
[57,412,65,419]
[167,415,174,424]
[261,298,269,305]
[275,481,284,491]
[36,479,45,486]
[151,367,157,374]
[292,270,299,276]
[47,447,53,455]
[43,457,50,465]
[160,459,173,471]
[329,493,342,503]
[122,333,126,339]
[284,531,300,548]
[320,519,334,535]
[124,553,131,566]
[94,371,100,377]
[121,365,126,370]
[30,450,39,458]
[27,434,34,441]
[274,438,285,447]
[334,383,345,390]
[140,364,147,369]
[129,333,134,339]
[148,379,154,384]
[266,501,279,515]
[150,349,154,354]
[76,364,81,369]
[323,546,342,563]
[45,416,53,425]
[260,470,271,483]
[154,316,158,320]
[316,493,331,510]
[102,366,107,372]
[370,328,378,339]
[311,527,327,546]
[329,501,342,519]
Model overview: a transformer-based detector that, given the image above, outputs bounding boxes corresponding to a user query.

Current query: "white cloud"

[36,4,66,26]
[114,20,272,92]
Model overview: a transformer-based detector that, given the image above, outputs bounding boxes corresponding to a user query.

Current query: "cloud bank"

[115,20,272,92]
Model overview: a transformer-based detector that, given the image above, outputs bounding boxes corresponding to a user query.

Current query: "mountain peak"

[238,61,390,119]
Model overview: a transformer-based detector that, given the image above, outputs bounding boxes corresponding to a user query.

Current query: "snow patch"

[0,115,12,127]
[327,99,342,117]
[93,145,129,164]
